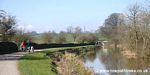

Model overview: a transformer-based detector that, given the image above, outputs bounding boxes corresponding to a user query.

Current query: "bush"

[77,34,99,44]
[86,34,99,43]
[0,42,18,54]
[41,32,53,43]
[76,35,88,43]
[55,32,66,44]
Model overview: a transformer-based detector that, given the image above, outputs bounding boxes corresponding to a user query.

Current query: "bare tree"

[67,26,74,34]
[67,26,82,42]
[42,31,53,44]
[118,2,150,58]
[123,3,143,52]
[55,31,66,44]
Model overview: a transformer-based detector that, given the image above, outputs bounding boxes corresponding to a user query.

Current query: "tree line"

[98,1,150,57]
[41,27,99,44]
[0,11,99,45]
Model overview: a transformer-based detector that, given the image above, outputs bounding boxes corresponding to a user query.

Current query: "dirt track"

[0,52,25,75]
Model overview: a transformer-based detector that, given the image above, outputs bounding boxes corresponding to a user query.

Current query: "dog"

[28,46,34,52]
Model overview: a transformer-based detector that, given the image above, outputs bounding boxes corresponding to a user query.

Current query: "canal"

[82,46,150,75]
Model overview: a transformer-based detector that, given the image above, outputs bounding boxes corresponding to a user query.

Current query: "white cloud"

[17,24,33,32]
[26,24,33,30]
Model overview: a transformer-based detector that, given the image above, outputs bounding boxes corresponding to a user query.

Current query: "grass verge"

[18,52,57,75]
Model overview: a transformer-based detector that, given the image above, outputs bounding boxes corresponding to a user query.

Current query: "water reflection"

[83,46,150,75]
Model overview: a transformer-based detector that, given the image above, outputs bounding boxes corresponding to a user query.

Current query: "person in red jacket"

[21,40,27,52]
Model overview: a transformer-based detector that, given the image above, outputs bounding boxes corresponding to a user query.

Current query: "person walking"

[21,40,27,52]
[27,39,34,52]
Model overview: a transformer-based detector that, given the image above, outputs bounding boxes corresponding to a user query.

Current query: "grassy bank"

[56,53,94,75]
[18,45,96,75]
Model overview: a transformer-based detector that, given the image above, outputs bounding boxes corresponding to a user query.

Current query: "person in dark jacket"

[27,39,34,52]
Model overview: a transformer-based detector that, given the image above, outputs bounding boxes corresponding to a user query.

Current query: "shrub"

[77,34,99,44]
[41,32,53,43]
[86,34,99,43]
[76,35,88,43]
[0,42,18,54]
[55,32,66,44]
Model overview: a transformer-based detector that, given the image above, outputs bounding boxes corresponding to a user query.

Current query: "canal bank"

[44,45,98,75]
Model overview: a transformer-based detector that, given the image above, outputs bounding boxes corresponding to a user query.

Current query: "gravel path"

[0,52,26,75]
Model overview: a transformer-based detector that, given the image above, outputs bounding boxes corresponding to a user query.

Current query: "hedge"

[0,42,18,54]
[32,43,95,49]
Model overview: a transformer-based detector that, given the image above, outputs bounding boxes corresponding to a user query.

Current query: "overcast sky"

[0,0,142,33]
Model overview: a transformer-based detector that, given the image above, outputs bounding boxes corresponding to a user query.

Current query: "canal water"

[82,46,150,75]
